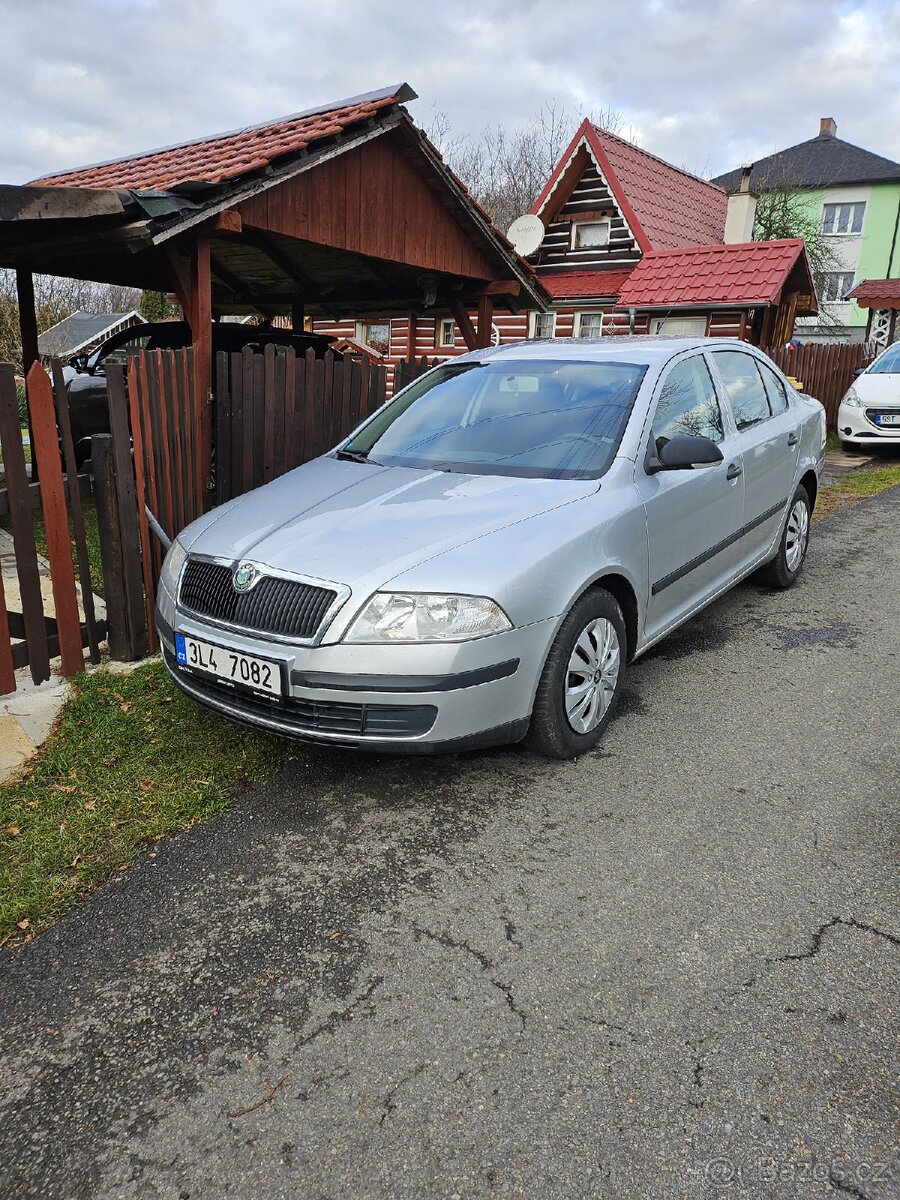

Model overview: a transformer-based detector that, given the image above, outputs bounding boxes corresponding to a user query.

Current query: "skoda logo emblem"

[232,563,258,593]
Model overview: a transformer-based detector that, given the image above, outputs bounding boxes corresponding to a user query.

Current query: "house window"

[571,219,610,250]
[650,316,708,337]
[438,318,456,347]
[821,272,856,302]
[355,321,390,353]
[575,312,604,338]
[530,312,557,339]
[821,202,865,235]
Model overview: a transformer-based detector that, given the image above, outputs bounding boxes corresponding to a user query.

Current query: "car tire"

[524,587,627,760]
[757,484,811,589]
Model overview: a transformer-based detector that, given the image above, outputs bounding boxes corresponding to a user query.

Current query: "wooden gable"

[530,141,642,275]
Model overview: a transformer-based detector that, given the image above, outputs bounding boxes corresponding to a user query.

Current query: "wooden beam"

[406,315,416,360]
[15,268,39,374]
[480,280,521,297]
[209,210,242,235]
[189,231,213,501]
[163,245,191,317]
[475,294,494,349]
[450,300,477,351]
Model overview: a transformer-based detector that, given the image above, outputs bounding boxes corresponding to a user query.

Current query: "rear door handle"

[726,462,742,480]
[787,432,800,447]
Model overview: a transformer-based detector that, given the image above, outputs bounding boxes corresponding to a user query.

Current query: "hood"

[857,372,900,405]
[182,455,597,598]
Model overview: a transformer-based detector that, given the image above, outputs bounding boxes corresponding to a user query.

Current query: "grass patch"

[825,431,842,453]
[1,660,292,943]
[815,466,900,519]
[0,496,104,599]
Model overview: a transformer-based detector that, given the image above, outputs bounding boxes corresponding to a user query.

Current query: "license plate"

[875,413,900,425]
[174,633,282,697]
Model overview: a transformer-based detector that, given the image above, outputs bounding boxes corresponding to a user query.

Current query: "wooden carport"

[0,84,548,486]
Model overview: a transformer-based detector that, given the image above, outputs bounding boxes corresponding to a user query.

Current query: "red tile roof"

[617,239,814,310]
[531,120,728,253]
[541,269,634,300]
[846,277,900,307]
[30,85,414,191]
[592,127,728,251]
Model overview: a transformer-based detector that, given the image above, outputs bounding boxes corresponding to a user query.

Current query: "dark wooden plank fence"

[765,342,870,429]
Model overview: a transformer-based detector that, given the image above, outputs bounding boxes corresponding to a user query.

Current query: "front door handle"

[726,462,742,480]
[787,431,800,447]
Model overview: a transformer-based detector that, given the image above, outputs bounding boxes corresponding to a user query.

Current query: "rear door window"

[756,361,789,414]
[714,350,771,429]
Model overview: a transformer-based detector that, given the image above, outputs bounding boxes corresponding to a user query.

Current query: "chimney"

[724,164,757,244]
[819,117,837,138]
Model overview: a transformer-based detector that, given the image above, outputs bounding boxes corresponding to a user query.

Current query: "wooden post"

[291,297,305,331]
[449,300,477,351]
[406,315,417,360]
[26,363,84,676]
[92,434,137,662]
[16,267,41,483]
[189,231,212,503]
[475,294,494,349]
[106,366,148,659]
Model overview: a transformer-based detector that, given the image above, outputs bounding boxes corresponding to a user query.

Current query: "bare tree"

[0,270,141,370]
[424,101,624,233]
[751,173,844,333]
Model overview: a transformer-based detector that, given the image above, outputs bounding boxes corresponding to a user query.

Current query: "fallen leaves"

[6,825,19,837]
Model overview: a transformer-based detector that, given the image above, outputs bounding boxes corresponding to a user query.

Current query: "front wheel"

[757,484,811,589]
[524,588,626,759]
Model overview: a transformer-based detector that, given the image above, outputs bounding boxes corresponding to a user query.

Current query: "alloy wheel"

[564,617,621,734]
[785,499,810,572]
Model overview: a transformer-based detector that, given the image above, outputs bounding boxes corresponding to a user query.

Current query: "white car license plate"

[174,633,282,696]
[876,413,900,425]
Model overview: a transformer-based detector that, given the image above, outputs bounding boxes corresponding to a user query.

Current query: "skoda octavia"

[156,338,825,758]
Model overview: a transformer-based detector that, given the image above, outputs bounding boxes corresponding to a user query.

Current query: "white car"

[838,342,900,447]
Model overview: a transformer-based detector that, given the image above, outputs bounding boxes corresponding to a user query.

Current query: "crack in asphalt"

[378,1064,426,1126]
[411,925,527,1029]
[767,917,900,964]
[295,975,383,1049]
[827,1169,873,1200]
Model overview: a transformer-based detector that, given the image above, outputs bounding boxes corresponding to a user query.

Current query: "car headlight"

[160,537,187,593]
[344,592,512,643]
[842,386,863,408]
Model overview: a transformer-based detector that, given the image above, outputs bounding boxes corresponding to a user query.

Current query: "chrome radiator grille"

[179,559,337,640]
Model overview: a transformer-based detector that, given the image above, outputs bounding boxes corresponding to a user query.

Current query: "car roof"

[456,335,751,367]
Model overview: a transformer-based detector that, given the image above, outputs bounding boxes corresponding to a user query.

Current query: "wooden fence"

[0,362,104,695]
[765,342,869,429]
[213,346,388,505]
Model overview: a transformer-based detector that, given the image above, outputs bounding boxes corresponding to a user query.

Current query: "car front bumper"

[155,579,557,753]
[837,403,900,444]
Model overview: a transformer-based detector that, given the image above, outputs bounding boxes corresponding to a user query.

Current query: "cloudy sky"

[2,0,899,187]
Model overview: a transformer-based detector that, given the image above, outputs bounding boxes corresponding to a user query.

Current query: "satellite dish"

[506,214,545,257]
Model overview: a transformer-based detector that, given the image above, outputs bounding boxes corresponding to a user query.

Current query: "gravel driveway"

[2,488,898,1200]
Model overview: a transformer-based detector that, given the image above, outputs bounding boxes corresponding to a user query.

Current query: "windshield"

[868,345,900,374]
[342,359,648,480]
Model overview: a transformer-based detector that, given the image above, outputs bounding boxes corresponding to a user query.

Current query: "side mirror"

[647,434,724,473]
[852,367,865,378]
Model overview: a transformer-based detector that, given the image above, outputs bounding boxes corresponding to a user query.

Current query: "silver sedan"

[155,337,825,758]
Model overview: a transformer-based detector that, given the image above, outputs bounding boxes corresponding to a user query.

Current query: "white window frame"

[529,311,557,339]
[570,218,611,251]
[355,320,391,352]
[574,311,605,338]
[437,318,456,348]
[821,201,865,236]
[650,316,708,337]
[821,271,856,303]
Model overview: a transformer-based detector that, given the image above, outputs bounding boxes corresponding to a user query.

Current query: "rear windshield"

[868,345,900,374]
[343,359,648,480]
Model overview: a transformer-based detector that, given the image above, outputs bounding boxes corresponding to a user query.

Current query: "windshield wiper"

[336,448,374,464]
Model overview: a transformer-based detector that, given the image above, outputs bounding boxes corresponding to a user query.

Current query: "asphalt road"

[2,489,898,1200]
